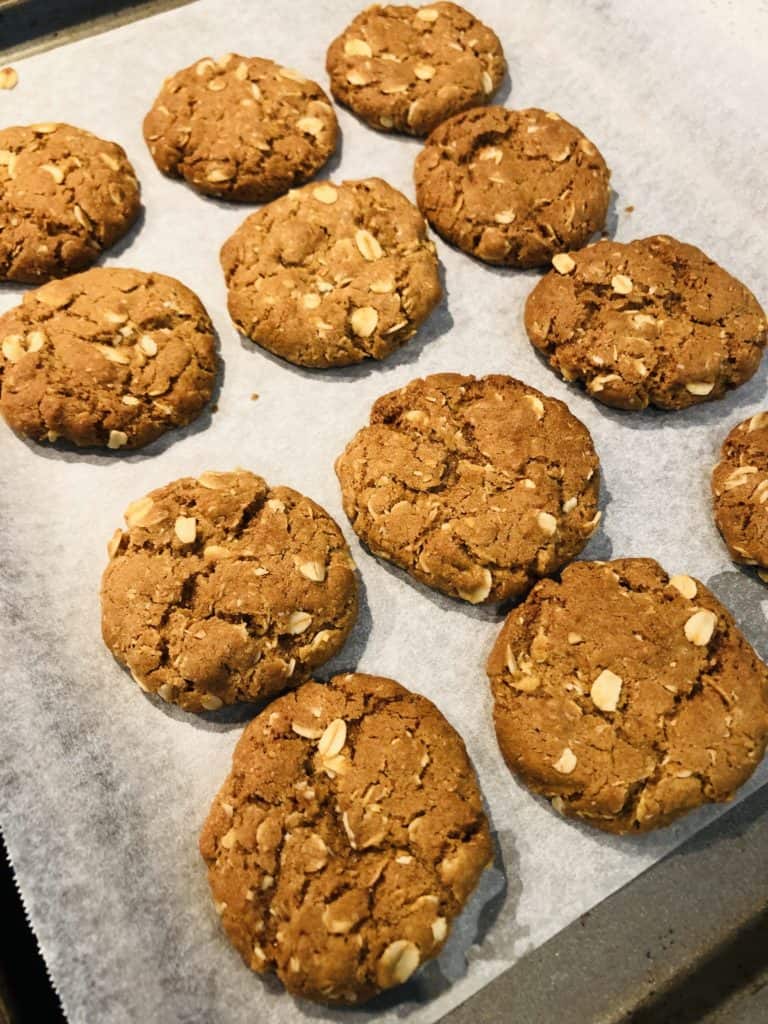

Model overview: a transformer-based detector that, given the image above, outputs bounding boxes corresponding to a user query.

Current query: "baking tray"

[1,2,767,1022]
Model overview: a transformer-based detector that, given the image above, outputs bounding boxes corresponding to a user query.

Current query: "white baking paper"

[1,1,767,1021]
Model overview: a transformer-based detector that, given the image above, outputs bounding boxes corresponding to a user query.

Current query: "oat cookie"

[487,558,768,834]
[101,471,358,712]
[326,2,505,137]
[143,54,338,202]
[335,373,601,604]
[220,177,441,368]
[414,106,609,267]
[0,268,216,449]
[0,123,140,283]
[200,671,491,1004]
[526,236,767,410]
[713,412,768,571]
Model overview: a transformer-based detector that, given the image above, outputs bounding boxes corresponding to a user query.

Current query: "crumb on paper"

[625,204,635,213]
[251,392,259,401]
[0,67,19,90]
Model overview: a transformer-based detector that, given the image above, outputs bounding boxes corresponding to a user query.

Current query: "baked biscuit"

[101,471,358,711]
[0,268,216,449]
[713,412,768,572]
[335,373,601,604]
[414,106,609,267]
[326,2,505,136]
[200,671,491,1004]
[143,54,338,202]
[487,558,768,834]
[220,177,441,367]
[525,236,767,410]
[0,122,140,283]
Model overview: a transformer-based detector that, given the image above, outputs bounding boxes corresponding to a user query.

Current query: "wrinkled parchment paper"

[1,1,767,1021]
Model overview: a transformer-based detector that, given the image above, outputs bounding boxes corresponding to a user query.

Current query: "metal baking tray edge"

[1,3,767,1021]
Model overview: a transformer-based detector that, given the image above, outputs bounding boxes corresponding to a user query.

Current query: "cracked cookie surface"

[335,373,601,604]
[220,177,441,367]
[0,122,140,283]
[200,671,491,1004]
[101,470,358,712]
[713,412,768,571]
[414,106,609,267]
[525,236,767,410]
[143,54,338,202]
[326,2,505,137]
[0,268,217,449]
[487,558,768,834]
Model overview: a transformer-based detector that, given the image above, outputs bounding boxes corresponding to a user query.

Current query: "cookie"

[0,268,217,449]
[526,236,768,411]
[220,177,442,368]
[487,558,768,834]
[101,471,358,712]
[326,2,505,136]
[200,671,491,1004]
[0,122,140,283]
[335,373,601,604]
[713,412,768,571]
[414,106,610,267]
[143,54,338,202]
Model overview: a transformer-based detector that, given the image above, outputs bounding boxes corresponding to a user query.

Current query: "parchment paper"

[1,1,767,1021]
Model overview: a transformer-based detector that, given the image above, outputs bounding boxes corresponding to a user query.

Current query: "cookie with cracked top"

[143,53,338,202]
[525,236,767,410]
[200,671,492,1004]
[326,2,505,136]
[487,558,768,834]
[0,122,140,283]
[335,373,601,604]
[220,177,441,368]
[0,267,216,449]
[414,106,610,267]
[101,470,358,712]
[713,412,768,572]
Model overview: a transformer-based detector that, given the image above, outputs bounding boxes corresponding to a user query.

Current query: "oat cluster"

[220,177,441,367]
[200,672,491,1004]
[487,558,768,833]
[327,2,505,136]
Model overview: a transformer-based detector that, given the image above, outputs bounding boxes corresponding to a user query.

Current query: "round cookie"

[335,373,601,604]
[414,106,610,267]
[713,412,768,571]
[487,558,768,834]
[0,122,140,283]
[525,236,768,411]
[143,54,338,202]
[0,268,217,449]
[101,471,358,712]
[200,671,491,1004]
[326,2,506,137]
[220,177,442,368]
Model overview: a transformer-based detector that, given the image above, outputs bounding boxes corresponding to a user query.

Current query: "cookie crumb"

[0,67,18,90]
[624,204,635,213]
[250,392,259,401]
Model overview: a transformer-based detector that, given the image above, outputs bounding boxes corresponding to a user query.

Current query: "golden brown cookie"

[414,106,610,267]
[487,558,768,834]
[101,471,358,712]
[200,671,491,1004]
[335,373,601,604]
[0,268,216,449]
[525,236,768,411]
[713,412,768,571]
[220,177,442,368]
[143,54,338,202]
[326,2,505,136]
[0,123,140,283]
